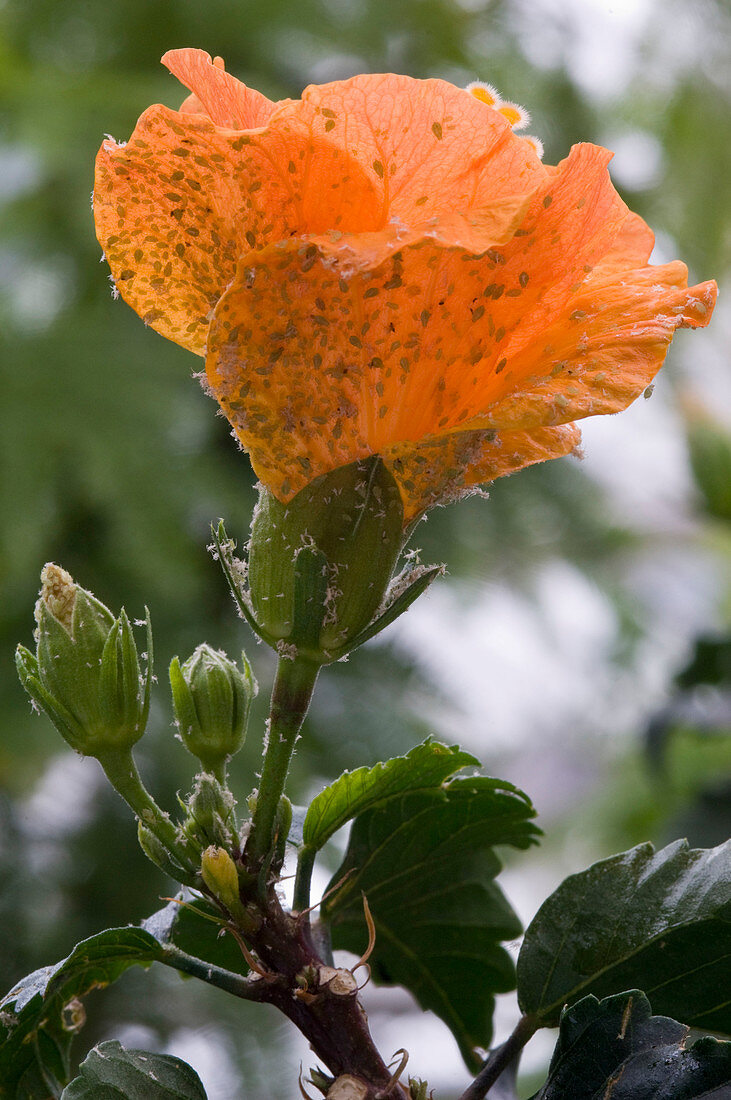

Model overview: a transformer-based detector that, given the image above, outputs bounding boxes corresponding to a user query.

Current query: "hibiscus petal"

[456,142,630,382]
[589,209,655,276]
[205,197,538,501]
[96,57,718,519]
[204,143,629,487]
[473,266,718,432]
[94,106,381,354]
[292,73,548,224]
[384,424,581,521]
[162,48,280,129]
[96,108,250,355]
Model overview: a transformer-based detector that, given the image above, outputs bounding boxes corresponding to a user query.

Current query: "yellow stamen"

[522,134,545,159]
[465,80,501,108]
[498,101,530,130]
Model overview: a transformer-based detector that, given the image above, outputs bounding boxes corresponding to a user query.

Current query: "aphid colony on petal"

[94,49,717,523]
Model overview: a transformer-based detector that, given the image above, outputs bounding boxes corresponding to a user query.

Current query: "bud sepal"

[182,773,237,851]
[343,563,445,654]
[213,458,439,665]
[137,822,199,888]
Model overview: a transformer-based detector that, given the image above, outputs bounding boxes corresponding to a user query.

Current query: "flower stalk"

[97,747,195,874]
[245,656,320,875]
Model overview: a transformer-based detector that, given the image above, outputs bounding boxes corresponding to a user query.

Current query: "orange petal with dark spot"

[205,197,538,501]
[205,140,635,503]
[94,105,381,354]
[383,424,581,521]
[96,56,718,517]
[471,266,718,433]
[589,209,655,276]
[292,72,548,225]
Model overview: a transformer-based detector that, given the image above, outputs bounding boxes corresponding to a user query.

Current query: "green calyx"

[137,821,199,887]
[213,457,442,664]
[16,563,152,757]
[170,644,256,776]
[181,773,237,851]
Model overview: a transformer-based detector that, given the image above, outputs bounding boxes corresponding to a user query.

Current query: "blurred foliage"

[1,0,729,1096]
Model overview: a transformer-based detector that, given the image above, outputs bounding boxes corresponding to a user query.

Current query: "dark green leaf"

[0,927,164,1097]
[60,1040,207,1099]
[10,1024,71,1100]
[302,739,479,851]
[533,990,731,1100]
[322,775,539,1071]
[142,897,251,980]
[518,839,731,1030]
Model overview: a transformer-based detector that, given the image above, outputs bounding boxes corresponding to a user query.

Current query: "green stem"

[293,844,317,912]
[160,943,268,1001]
[98,748,193,869]
[247,656,320,869]
[208,760,228,787]
[458,1014,539,1100]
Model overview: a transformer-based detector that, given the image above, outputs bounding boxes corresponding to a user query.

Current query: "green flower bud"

[249,458,405,660]
[182,773,236,850]
[137,822,198,887]
[16,564,152,757]
[170,644,256,775]
[200,845,243,915]
[212,457,445,665]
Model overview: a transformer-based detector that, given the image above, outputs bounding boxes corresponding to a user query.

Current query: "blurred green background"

[1,0,729,1095]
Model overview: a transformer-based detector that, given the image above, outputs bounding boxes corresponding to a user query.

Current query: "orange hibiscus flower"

[94,49,717,522]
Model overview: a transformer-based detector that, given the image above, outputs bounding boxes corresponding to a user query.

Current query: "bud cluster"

[182,773,236,851]
[15,564,263,896]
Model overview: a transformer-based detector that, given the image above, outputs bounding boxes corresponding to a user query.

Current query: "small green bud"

[183,773,236,850]
[308,1068,334,1093]
[409,1079,430,1100]
[170,644,256,775]
[137,822,198,887]
[246,457,406,662]
[200,845,243,915]
[16,564,152,757]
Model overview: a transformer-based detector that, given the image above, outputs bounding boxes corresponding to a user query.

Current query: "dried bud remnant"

[36,562,77,633]
[318,966,358,997]
[327,1076,370,1100]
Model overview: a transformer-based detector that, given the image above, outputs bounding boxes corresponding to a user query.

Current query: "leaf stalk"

[458,1014,539,1100]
